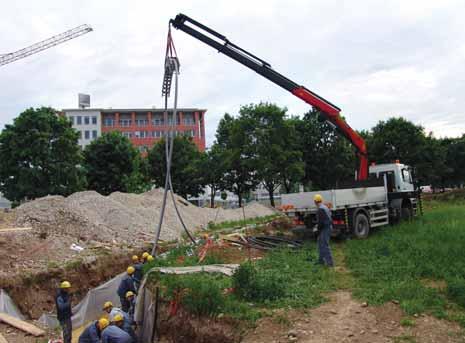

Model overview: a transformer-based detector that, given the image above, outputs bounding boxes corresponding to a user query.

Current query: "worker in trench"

[55,280,73,343]
[131,255,143,290]
[313,194,334,267]
[101,314,133,343]
[78,317,109,343]
[103,298,137,340]
[117,266,137,312]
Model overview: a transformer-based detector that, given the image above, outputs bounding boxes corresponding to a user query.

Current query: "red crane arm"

[170,14,369,180]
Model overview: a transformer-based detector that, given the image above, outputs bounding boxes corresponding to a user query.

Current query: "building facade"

[61,108,207,152]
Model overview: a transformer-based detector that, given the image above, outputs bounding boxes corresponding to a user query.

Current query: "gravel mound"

[14,189,276,245]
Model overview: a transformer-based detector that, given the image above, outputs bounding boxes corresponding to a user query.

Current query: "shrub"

[447,277,465,308]
[233,262,285,302]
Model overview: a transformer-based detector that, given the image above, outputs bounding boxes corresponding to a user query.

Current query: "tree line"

[0,106,464,206]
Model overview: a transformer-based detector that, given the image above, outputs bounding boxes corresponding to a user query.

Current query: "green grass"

[147,245,336,323]
[344,202,465,321]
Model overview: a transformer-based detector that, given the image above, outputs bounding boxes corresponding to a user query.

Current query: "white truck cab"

[369,162,415,193]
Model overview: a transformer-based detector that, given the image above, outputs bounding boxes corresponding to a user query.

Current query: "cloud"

[1,0,464,147]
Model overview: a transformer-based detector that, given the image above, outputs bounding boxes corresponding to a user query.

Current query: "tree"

[147,136,205,199]
[238,103,304,206]
[215,112,259,207]
[296,109,355,190]
[0,107,85,203]
[83,132,143,195]
[441,136,465,188]
[201,144,227,207]
[365,117,445,185]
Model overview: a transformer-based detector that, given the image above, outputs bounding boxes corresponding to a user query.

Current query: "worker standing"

[102,314,133,343]
[314,194,334,267]
[117,267,137,312]
[126,291,136,322]
[78,318,109,343]
[55,280,73,343]
[132,255,143,290]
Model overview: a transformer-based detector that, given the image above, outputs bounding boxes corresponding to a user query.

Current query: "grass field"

[145,201,465,327]
[344,201,465,324]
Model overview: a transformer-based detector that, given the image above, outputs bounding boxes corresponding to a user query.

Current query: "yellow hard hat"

[112,314,124,322]
[126,291,135,299]
[313,194,323,203]
[142,252,149,259]
[132,255,139,262]
[147,255,154,262]
[98,317,109,330]
[127,266,135,275]
[102,301,113,310]
[60,281,71,289]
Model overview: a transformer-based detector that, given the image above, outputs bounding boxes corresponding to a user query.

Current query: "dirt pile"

[14,189,276,244]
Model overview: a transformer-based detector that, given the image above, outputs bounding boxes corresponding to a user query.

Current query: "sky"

[1,0,464,146]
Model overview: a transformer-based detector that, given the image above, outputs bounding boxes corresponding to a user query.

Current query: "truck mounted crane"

[169,13,421,239]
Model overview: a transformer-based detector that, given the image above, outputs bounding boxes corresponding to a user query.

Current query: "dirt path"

[243,291,465,343]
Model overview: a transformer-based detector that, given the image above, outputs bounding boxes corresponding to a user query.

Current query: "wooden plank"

[0,313,45,337]
[0,227,32,233]
[0,333,8,343]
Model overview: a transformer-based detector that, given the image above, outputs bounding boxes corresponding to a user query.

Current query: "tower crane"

[0,24,93,67]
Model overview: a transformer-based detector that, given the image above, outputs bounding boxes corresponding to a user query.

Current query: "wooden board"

[0,227,32,233]
[0,313,45,337]
[0,333,8,343]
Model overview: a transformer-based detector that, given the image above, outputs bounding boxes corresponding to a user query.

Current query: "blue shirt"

[117,275,136,298]
[78,321,100,343]
[55,289,72,321]
[101,325,133,343]
[317,203,332,230]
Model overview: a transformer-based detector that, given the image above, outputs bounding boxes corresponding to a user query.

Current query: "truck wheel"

[353,212,370,239]
[401,207,412,221]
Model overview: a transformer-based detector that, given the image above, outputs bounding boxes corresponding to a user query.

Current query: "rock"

[392,300,400,304]
[330,309,338,314]
[361,302,368,307]
[360,330,365,335]
[288,337,298,342]
[288,330,298,337]
[355,310,361,314]
[414,313,419,318]
[348,333,354,337]
[372,329,379,334]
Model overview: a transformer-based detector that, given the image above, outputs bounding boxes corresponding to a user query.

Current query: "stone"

[361,302,368,307]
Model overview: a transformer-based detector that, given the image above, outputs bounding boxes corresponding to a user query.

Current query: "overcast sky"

[1,0,464,145]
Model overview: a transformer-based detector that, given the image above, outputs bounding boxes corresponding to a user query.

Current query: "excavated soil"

[243,291,465,343]
[0,189,275,277]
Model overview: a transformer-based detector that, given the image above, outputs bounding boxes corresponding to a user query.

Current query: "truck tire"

[353,212,370,239]
[401,207,412,221]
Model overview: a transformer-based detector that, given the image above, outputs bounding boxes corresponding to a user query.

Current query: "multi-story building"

[61,108,207,152]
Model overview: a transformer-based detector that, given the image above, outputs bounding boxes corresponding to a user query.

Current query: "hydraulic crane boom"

[0,24,93,67]
[170,13,369,180]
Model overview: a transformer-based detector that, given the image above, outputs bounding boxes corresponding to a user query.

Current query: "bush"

[233,262,285,302]
[447,277,465,308]
[161,273,226,317]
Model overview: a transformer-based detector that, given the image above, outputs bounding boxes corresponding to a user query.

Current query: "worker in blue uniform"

[78,318,109,343]
[55,281,73,343]
[314,194,334,267]
[117,267,137,312]
[102,314,133,343]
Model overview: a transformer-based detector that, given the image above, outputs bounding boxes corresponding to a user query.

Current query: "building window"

[122,132,133,138]
[84,130,90,139]
[103,118,114,127]
[77,116,82,125]
[135,119,148,126]
[152,118,164,126]
[184,130,195,137]
[151,131,162,138]
[183,116,195,125]
[119,119,132,127]
[92,130,97,139]
[78,131,82,139]
[92,116,97,125]
[84,116,90,125]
